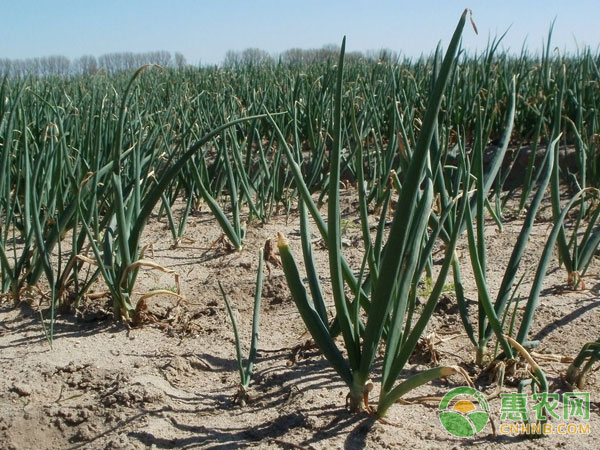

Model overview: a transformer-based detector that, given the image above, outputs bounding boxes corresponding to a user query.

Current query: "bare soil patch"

[1,191,598,449]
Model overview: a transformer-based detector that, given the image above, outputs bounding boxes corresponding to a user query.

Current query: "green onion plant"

[219,248,264,405]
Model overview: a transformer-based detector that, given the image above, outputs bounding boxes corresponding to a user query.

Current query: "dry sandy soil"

[1,189,598,449]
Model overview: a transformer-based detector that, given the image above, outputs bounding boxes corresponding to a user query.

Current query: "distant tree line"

[0,46,401,77]
[223,45,400,68]
[0,50,187,77]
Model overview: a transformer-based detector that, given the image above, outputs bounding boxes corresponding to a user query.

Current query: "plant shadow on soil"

[0,194,599,449]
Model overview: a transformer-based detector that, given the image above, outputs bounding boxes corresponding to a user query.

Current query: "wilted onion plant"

[277,10,474,416]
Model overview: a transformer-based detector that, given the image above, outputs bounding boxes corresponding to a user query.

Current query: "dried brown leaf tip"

[468,9,479,35]
[264,238,282,268]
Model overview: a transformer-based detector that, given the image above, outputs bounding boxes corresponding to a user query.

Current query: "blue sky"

[1,1,598,65]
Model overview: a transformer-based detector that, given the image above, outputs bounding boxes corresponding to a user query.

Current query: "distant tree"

[98,53,119,74]
[223,50,240,69]
[241,48,273,67]
[0,50,182,77]
[73,55,98,75]
[174,52,187,68]
[46,55,70,76]
[315,44,339,62]
[0,58,12,77]
[365,48,399,64]
[223,48,273,68]
[10,59,26,77]
[277,44,361,66]
[122,52,136,71]
[280,48,307,65]
[154,50,172,67]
